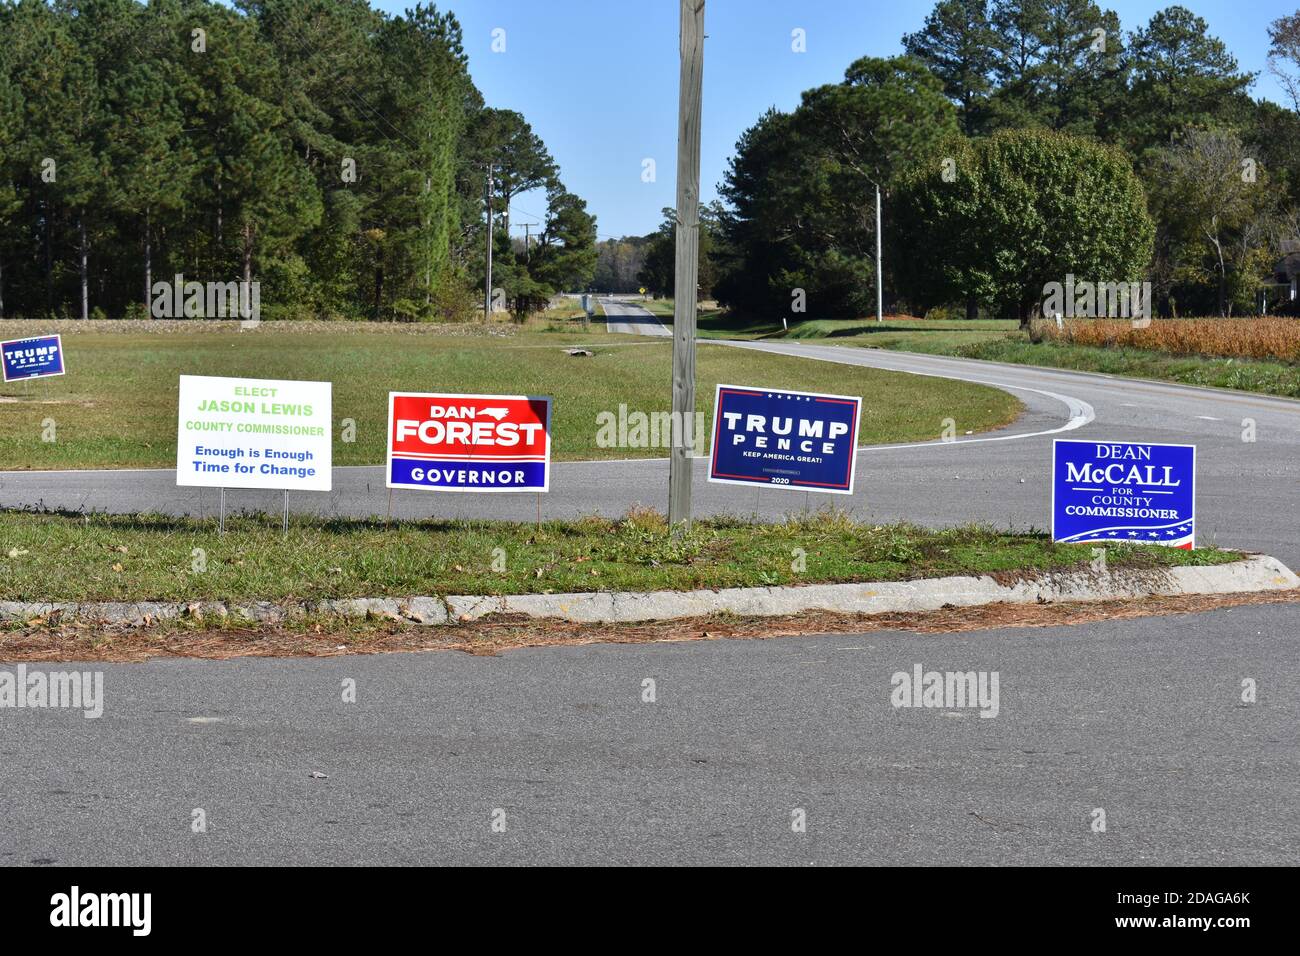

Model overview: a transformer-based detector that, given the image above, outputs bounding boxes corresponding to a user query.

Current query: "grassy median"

[0,508,1236,604]
[0,319,1020,469]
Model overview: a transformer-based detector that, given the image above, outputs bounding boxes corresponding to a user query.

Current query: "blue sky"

[375,0,1296,239]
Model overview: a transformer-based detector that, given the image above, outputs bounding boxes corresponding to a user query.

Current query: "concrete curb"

[1,555,1295,629]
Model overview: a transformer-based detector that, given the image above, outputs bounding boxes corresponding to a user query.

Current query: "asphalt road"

[3,603,1295,866]
[2,303,1297,866]
[601,297,672,336]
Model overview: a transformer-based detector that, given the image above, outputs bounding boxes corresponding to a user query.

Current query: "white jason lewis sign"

[176,375,332,491]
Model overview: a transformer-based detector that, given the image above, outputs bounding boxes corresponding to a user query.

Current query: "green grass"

[697,315,1019,343]
[0,320,1020,469]
[0,509,1236,603]
[954,338,1300,397]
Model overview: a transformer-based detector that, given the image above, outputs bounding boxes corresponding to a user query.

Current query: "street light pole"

[485,164,494,321]
[876,182,883,323]
[668,0,704,529]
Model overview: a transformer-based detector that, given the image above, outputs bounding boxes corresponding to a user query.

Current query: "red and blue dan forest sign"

[386,392,551,493]
[708,384,861,495]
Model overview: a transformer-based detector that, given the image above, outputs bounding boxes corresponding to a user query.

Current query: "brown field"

[1030,317,1300,363]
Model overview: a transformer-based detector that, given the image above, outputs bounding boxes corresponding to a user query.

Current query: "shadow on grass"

[0,503,628,538]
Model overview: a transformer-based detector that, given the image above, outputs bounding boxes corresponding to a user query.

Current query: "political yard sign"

[1052,440,1195,548]
[709,384,861,495]
[176,375,332,491]
[387,392,552,493]
[1,335,64,382]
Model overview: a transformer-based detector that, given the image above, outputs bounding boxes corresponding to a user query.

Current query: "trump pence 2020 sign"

[387,392,551,492]
[708,384,861,495]
[1052,439,1195,548]
[1,334,64,382]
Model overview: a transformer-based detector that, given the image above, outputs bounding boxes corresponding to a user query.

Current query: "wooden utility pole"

[668,0,704,529]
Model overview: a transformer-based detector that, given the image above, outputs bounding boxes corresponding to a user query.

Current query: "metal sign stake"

[218,487,226,535]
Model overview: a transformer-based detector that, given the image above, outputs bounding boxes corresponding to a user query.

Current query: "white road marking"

[716,339,1096,449]
[605,301,1095,448]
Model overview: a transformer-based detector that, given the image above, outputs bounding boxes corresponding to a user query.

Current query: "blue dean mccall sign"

[1,334,65,382]
[1052,439,1195,548]
[709,384,861,495]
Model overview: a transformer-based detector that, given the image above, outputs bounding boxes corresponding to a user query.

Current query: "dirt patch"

[2,588,1296,663]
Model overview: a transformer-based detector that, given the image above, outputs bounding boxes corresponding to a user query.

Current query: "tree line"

[628,2,1300,320]
[0,0,596,322]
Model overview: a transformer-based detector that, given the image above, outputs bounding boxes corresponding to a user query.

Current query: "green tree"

[1268,11,1300,113]
[473,108,556,237]
[716,57,957,316]
[1125,6,1253,154]
[17,0,105,318]
[0,0,587,322]
[903,0,996,134]
[102,58,196,311]
[530,184,597,293]
[987,0,1049,127]
[637,204,721,300]
[593,236,649,293]
[0,8,24,318]
[891,128,1154,325]
[1147,128,1276,316]
[988,0,1127,140]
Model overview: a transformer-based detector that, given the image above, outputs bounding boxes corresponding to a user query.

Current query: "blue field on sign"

[1,335,64,382]
[1052,440,1195,548]
[708,385,860,495]
[388,457,547,492]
